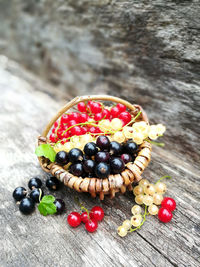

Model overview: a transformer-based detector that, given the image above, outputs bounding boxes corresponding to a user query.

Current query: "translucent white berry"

[122,220,132,230]
[135,194,144,205]
[143,195,153,206]
[148,204,159,215]
[123,126,134,139]
[132,132,144,144]
[131,214,143,227]
[98,119,111,132]
[155,182,167,194]
[113,131,126,143]
[63,142,73,152]
[131,205,142,215]
[133,185,144,196]
[144,184,156,196]
[153,192,163,205]
[148,125,158,140]
[110,118,123,131]
[155,124,166,136]
[117,226,127,237]
[132,121,150,139]
[139,179,149,188]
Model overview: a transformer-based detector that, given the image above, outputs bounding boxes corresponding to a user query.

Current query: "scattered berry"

[144,184,156,196]
[117,226,127,237]
[122,220,132,230]
[148,204,159,215]
[81,212,90,223]
[161,197,176,212]
[158,207,173,223]
[85,219,98,232]
[19,198,35,215]
[90,206,104,221]
[54,199,65,214]
[131,214,142,227]
[28,177,42,190]
[153,193,163,205]
[133,185,144,196]
[131,205,142,215]
[155,182,167,194]
[13,187,27,201]
[46,177,60,190]
[30,188,44,203]
[67,212,82,227]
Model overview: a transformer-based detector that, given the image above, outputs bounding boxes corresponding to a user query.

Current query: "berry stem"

[125,111,142,127]
[129,205,148,232]
[155,175,172,184]
[74,197,90,220]
[145,139,165,147]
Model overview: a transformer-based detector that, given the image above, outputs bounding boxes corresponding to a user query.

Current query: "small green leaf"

[37,195,57,216]
[35,144,56,162]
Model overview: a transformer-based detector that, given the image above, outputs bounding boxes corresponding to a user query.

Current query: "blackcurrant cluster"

[12,177,65,215]
[55,136,138,179]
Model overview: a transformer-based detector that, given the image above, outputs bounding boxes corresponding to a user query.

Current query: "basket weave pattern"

[37,95,152,200]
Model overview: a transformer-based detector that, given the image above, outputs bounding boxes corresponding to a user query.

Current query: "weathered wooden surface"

[0,57,200,267]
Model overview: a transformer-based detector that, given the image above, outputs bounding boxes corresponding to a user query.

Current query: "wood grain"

[0,57,199,267]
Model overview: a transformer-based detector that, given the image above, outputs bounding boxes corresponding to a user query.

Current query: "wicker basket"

[37,95,152,200]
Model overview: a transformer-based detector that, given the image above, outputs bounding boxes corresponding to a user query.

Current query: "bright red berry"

[71,126,83,136]
[110,106,120,118]
[62,131,69,139]
[90,206,104,221]
[68,120,77,128]
[57,129,64,139]
[102,109,111,119]
[61,114,70,124]
[67,212,81,227]
[88,126,97,135]
[116,103,126,112]
[52,127,56,133]
[81,126,88,135]
[161,197,176,212]
[85,219,98,232]
[69,112,80,122]
[81,212,90,223]
[79,113,89,123]
[94,113,103,121]
[54,121,59,128]
[49,134,57,143]
[158,207,173,223]
[90,102,102,114]
[77,102,87,112]
[118,111,132,125]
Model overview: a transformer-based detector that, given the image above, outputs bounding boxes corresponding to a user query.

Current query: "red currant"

[57,129,64,139]
[52,127,56,133]
[116,103,126,112]
[49,134,57,143]
[69,112,80,122]
[71,126,83,136]
[67,212,81,227]
[85,219,98,232]
[81,126,88,135]
[158,207,173,223]
[90,206,104,221]
[94,113,103,121]
[54,121,59,128]
[77,102,87,112]
[81,212,90,223]
[118,111,132,125]
[62,131,69,139]
[68,120,77,127]
[102,109,111,119]
[161,197,176,212]
[61,114,70,124]
[95,127,102,134]
[88,126,97,135]
[79,113,89,123]
[110,106,120,118]
[90,102,102,114]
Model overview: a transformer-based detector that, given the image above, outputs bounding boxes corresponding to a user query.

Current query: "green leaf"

[37,195,57,216]
[35,144,56,162]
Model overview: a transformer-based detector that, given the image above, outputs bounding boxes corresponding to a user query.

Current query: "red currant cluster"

[67,206,104,233]
[158,197,176,223]
[49,101,132,144]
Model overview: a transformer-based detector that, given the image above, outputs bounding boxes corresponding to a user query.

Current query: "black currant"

[68,148,83,163]
[19,198,35,215]
[12,187,27,201]
[84,142,98,156]
[95,162,110,179]
[54,199,65,214]
[110,158,125,174]
[28,177,42,190]
[46,177,60,190]
[110,141,122,156]
[83,159,96,174]
[123,141,138,155]
[30,188,44,203]
[55,151,69,165]
[120,153,133,164]
[95,151,110,163]
[69,163,83,177]
[96,135,110,151]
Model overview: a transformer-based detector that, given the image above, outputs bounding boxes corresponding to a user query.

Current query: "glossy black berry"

[46,177,60,190]
[83,159,96,174]
[55,151,69,165]
[123,141,138,155]
[68,148,83,163]
[19,198,35,215]
[84,142,98,156]
[95,162,110,179]
[121,153,133,164]
[95,151,110,163]
[110,141,122,156]
[30,188,44,203]
[69,163,83,177]
[12,187,27,201]
[28,177,42,190]
[54,199,65,214]
[96,135,110,151]
[110,158,125,174]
